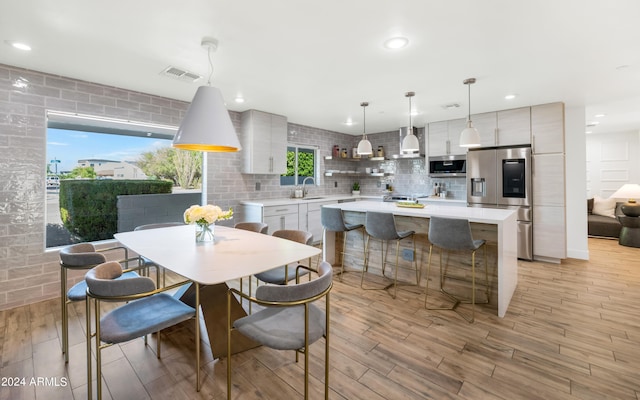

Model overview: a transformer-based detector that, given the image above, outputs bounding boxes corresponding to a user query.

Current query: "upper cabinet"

[241,110,288,174]
[473,107,531,148]
[531,102,565,154]
[427,118,466,156]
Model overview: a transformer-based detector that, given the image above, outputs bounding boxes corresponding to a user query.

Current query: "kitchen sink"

[301,196,325,200]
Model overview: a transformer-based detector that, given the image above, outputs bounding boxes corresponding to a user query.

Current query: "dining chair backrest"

[428,216,478,251]
[272,229,313,245]
[60,243,107,268]
[234,222,269,234]
[85,261,156,298]
[255,260,332,302]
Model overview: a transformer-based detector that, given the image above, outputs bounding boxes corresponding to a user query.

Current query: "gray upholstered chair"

[134,222,184,287]
[254,230,314,286]
[321,206,364,281]
[234,221,269,234]
[227,261,333,400]
[362,211,420,299]
[59,243,138,364]
[425,216,489,323]
[85,261,197,400]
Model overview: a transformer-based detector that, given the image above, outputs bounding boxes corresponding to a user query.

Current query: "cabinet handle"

[269,156,273,172]
[446,140,450,155]
[280,216,285,230]
[274,208,288,212]
[495,128,499,145]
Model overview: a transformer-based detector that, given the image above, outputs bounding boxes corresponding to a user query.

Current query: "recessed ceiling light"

[588,121,600,126]
[383,37,409,50]
[585,130,593,134]
[234,96,245,103]
[504,94,517,100]
[410,109,420,116]
[594,113,606,118]
[5,40,31,51]
[343,118,355,126]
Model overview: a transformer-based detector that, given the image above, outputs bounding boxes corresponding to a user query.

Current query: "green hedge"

[59,179,172,241]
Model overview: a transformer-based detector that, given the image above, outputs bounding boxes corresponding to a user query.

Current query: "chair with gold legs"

[361,211,420,299]
[424,216,489,323]
[321,206,364,281]
[59,243,137,364]
[134,222,184,287]
[227,261,333,400]
[85,261,198,400]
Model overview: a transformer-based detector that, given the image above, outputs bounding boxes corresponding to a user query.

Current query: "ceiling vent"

[160,66,203,83]
[441,103,460,110]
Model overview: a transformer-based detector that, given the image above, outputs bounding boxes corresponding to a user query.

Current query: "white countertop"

[325,200,515,224]
[241,194,361,207]
[240,194,467,207]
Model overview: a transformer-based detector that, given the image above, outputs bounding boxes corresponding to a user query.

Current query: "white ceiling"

[2,0,640,136]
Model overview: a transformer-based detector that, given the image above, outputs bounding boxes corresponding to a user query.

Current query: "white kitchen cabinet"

[473,112,498,148]
[532,146,566,261]
[531,102,565,154]
[427,118,466,156]
[472,107,531,148]
[301,200,338,244]
[532,153,565,207]
[496,107,531,146]
[240,109,287,174]
[533,205,566,260]
[263,204,299,234]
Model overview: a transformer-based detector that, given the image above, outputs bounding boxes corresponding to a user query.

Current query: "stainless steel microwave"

[428,154,466,177]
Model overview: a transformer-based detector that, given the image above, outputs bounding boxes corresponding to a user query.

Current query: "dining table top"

[114,224,321,285]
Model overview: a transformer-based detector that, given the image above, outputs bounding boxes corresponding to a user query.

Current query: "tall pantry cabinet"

[531,102,566,262]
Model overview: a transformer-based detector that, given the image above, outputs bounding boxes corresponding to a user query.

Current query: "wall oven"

[428,154,466,177]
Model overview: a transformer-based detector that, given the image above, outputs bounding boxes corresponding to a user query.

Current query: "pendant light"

[173,37,241,152]
[356,102,372,155]
[401,91,419,152]
[459,78,481,148]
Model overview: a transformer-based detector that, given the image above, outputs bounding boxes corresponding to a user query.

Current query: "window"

[280,145,318,186]
[45,112,202,249]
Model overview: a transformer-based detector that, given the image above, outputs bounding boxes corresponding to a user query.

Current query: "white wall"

[565,106,589,260]
[586,130,640,197]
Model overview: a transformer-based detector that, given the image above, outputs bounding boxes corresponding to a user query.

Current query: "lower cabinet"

[263,204,299,235]
[533,205,566,261]
[301,200,338,244]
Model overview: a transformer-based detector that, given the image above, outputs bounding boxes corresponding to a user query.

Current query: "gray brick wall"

[0,63,442,310]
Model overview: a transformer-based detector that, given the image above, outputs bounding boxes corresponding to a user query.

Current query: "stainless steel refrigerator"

[467,146,532,260]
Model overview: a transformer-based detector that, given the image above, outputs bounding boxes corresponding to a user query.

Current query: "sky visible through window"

[46,128,172,174]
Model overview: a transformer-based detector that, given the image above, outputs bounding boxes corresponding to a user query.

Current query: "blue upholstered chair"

[362,211,420,298]
[321,206,365,281]
[59,243,138,364]
[254,230,314,286]
[425,216,489,323]
[85,261,197,400]
[227,261,333,400]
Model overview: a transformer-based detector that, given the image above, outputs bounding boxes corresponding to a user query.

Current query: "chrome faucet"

[302,176,315,197]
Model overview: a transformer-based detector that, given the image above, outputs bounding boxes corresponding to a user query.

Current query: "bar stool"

[424,216,489,323]
[321,206,364,281]
[362,211,419,299]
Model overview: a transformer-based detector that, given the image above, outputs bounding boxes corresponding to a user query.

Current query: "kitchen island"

[323,201,518,317]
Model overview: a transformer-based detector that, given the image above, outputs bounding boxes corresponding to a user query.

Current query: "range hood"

[391,126,425,159]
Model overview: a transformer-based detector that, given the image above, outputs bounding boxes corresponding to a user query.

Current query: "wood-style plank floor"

[1,238,640,399]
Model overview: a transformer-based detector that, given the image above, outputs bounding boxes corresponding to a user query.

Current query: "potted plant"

[352,182,360,196]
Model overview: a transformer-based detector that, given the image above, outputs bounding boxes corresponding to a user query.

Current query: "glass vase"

[195,223,215,243]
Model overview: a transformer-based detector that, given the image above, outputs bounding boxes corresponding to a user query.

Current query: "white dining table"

[114,224,321,357]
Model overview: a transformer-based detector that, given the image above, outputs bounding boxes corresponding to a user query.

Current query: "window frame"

[280,144,319,186]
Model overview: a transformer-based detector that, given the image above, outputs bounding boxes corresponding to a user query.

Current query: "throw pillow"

[592,195,616,218]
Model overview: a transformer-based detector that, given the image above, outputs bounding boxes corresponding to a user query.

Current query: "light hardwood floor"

[1,238,640,399]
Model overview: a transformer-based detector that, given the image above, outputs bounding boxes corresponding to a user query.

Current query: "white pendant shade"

[173,86,241,152]
[459,120,481,148]
[401,132,420,152]
[357,138,372,155]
